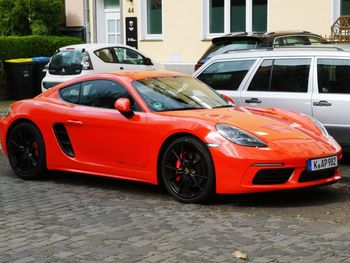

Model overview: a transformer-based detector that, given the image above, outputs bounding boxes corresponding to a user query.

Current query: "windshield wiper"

[213,105,234,109]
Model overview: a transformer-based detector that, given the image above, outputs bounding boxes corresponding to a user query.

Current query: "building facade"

[64,0,350,72]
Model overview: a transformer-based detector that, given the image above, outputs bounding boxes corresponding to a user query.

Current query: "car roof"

[212,31,325,44]
[205,46,350,61]
[59,43,133,51]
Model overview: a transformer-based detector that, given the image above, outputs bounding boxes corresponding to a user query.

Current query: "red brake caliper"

[175,153,183,182]
[33,141,39,156]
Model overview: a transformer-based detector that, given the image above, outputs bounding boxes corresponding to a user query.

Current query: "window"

[317,59,350,94]
[60,80,140,111]
[141,0,163,40]
[252,0,267,32]
[114,47,146,64]
[104,0,120,9]
[60,83,81,104]
[341,0,350,15]
[197,60,256,90]
[204,0,268,38]
[95,48,115,63]
[80,80,139,110]
[248,59,311,92]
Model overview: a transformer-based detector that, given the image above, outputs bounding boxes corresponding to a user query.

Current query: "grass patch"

[0,100,14,112]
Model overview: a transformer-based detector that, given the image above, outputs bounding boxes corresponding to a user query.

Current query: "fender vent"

[53,123,75,157]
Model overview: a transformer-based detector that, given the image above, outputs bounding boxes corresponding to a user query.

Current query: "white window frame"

[202,0,269,40]
[140,0,164,40]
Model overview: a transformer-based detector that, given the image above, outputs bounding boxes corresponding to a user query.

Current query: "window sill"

[141,35,164,41]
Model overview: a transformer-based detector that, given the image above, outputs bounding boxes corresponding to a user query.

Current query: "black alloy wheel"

[161,136,215,203]
[7,122,46,179]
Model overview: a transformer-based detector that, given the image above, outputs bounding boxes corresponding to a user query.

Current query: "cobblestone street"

[1,152,350,263]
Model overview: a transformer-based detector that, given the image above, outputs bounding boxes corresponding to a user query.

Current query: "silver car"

[193,47,350,149]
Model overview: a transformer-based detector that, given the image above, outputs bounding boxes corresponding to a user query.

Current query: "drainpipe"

[84,0,90,43]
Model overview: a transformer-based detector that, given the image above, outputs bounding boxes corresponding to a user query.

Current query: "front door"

[105,12,121,44]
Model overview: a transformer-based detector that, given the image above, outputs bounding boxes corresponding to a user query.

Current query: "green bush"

[0,35,83,61]
[0,0,63,36]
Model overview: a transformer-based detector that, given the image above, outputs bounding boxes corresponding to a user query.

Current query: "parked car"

[0,71,341,203]
[41,43,161,92]
[195,31,327,70]
[194,46,350,149]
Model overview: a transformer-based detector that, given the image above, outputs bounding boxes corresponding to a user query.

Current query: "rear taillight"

[194,63,202,71]
[82,52,93,70]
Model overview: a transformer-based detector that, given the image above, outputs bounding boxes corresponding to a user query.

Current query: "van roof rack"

[223,45,345,54]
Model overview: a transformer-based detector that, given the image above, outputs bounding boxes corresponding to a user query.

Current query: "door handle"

[120,67,124,70]
[245,98,262,104]
[66,120,83,125]
[313,100,332,107]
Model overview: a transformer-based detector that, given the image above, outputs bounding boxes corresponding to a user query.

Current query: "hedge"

[0,35,83,61]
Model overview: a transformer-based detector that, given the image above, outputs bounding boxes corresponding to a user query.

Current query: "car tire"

[161,136,215,203]
[7,122,47,180]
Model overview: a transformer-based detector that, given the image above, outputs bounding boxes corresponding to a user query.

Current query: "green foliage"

[0,0,63,36]
[0,36,83,61]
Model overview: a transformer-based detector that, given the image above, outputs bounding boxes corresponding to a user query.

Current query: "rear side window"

[197,60,255,90]
[248,58,311,92]
[49,51,83,75]
[60,83,81,104]
[317,58,350,94]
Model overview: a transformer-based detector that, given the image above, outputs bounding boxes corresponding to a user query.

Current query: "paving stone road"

[1,152,350,263]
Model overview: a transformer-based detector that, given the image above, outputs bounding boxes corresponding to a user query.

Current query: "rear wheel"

[7,122,46,179]
[161,136,215,203]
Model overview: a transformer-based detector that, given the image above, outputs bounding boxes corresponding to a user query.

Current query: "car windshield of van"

[48,50,83,75]
[133,76,233,112]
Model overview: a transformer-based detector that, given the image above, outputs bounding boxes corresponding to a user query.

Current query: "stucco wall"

[124,0,210,66]
[268,0,333,36]
[65,0,85,27]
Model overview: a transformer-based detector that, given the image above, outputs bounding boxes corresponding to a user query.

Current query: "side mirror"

[143,57,153,66]
[115,98,134,117]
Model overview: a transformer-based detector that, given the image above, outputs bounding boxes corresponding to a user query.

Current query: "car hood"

[157,106,333,147]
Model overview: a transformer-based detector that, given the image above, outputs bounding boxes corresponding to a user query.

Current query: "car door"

[312,57,350,146]
[240,57,313,115]
[61,79,151,180]
[195,58,258,101]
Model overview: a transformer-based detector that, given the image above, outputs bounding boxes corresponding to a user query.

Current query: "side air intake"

[53,123,75,157]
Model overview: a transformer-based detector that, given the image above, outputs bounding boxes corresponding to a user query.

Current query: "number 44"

[128,7,134,13]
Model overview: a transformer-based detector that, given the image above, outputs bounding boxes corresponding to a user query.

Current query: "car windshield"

[199,37,263,64]
[132,76,233,112]
[48,50,84,75]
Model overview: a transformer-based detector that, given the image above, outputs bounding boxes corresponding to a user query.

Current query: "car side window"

[113,47,145,65]
[94,48,115,63]
[248,58,310,93]
[60,83,81,104]
[80,80,140,111]
[317,58,350,94]
[197,60,255,90]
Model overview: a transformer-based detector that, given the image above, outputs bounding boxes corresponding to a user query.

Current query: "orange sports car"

[0,71,342,203]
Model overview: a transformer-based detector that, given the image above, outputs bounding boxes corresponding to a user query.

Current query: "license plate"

[307,156,337,172]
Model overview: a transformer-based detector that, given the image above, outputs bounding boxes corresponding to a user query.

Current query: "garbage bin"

[32,57,50,96]
[4,58,33,100]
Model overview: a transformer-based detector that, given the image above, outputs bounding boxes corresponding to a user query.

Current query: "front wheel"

[7,122,47,179]
[161,136,215,203]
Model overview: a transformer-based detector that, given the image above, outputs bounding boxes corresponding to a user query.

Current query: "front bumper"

[210,139,342,194]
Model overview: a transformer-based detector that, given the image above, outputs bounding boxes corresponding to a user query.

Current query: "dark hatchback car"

[195,31,327,70]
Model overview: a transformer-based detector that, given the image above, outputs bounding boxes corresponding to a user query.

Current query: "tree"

[0,0,63,36]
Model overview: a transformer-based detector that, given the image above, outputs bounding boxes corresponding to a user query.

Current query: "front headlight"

[309,116,330,139]
[216,124,267,147]
[4,107,12,117]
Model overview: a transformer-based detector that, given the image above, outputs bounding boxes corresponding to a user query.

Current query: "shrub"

[0,0,63,36]
[0,35,83,61]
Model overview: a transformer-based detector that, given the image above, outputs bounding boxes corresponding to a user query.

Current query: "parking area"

[1,152,350,263]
